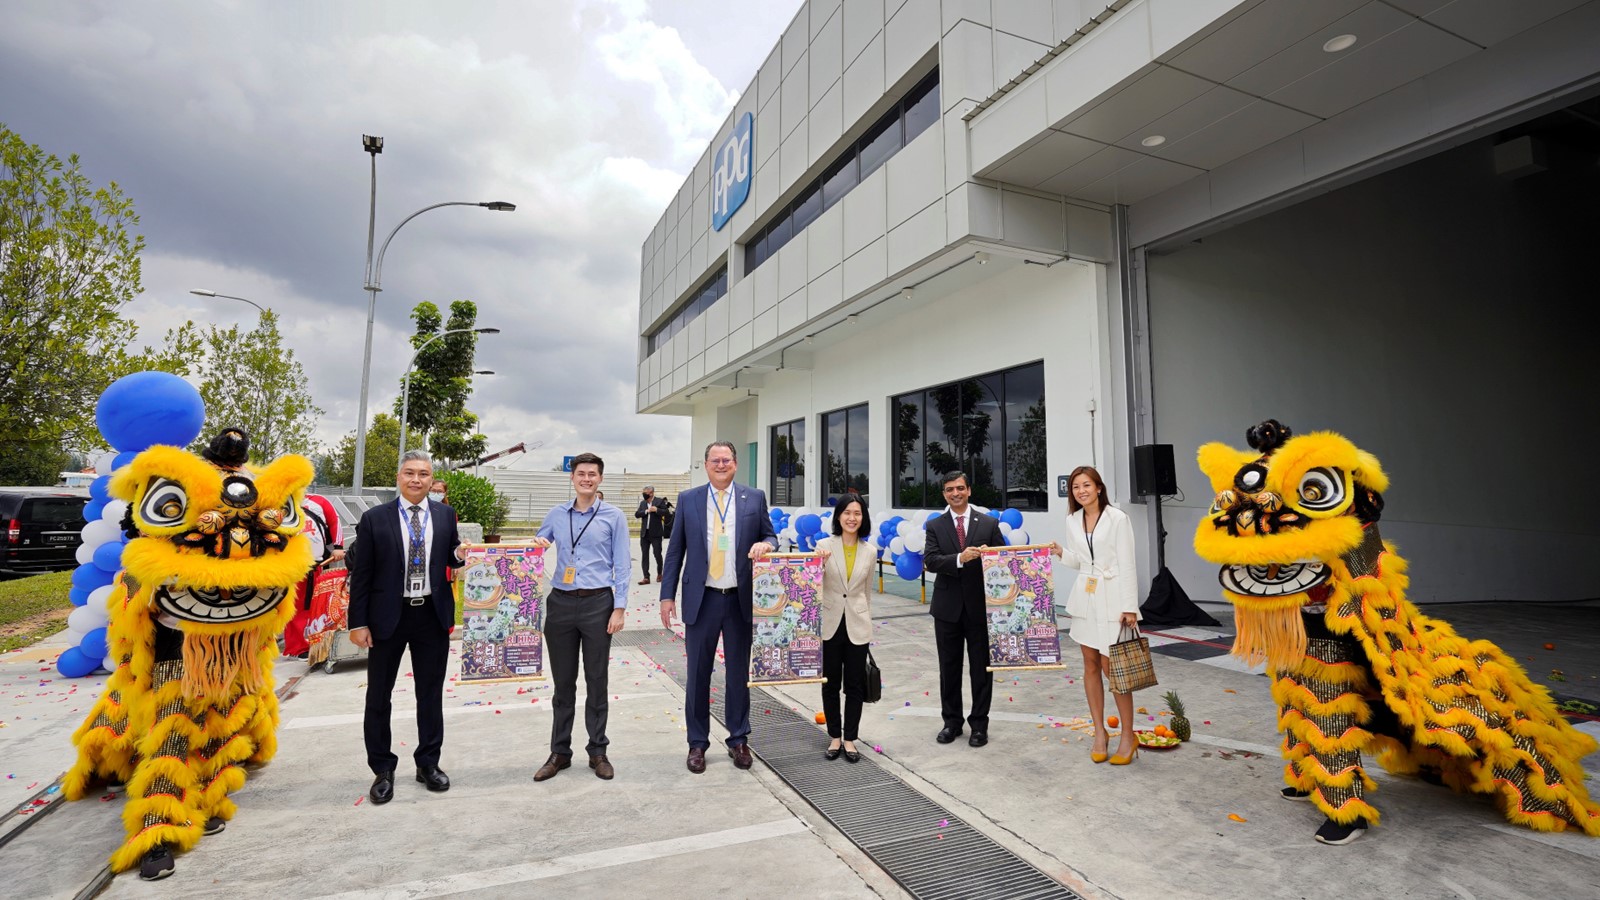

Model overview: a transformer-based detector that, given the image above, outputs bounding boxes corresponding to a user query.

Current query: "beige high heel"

[1109,746,1139,766]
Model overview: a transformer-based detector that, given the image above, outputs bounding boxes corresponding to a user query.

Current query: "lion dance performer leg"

[63,429,314,880]
[1194,419,1600,845]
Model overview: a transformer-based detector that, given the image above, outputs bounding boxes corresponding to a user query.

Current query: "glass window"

[857,112,902,181]
[24,498,87,526]
[767,213,792,257]
[822,155,857,211]
[903,75,941,142]
[748,232,769,273]
[645,265,727,349]
[769,419,806,507]
[889,361,1045,510]
[821,403,870,507]
[791,184,822,233]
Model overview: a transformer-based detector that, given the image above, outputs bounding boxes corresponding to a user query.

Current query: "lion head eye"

[139,478,189,527]
[1296,468,1346,512]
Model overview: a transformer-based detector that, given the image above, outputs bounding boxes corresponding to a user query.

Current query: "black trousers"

[364,598,450,773]
[546,589,614,756]
[821,628,868,740]
[639,531,663,578]
[934,607,992,731]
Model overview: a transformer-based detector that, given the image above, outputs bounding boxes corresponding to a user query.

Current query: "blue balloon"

[769,508,784,522]
[96,371,205,452]
[56,646,99,678]
[68,585,91,606]
[112,450,138,469]
[894,551,923,581]
[80,627,109,661]
[1000,508,1024,529]
[796,514,821,536]
[83,499,107,521]
[795,532,815,552]
[71,564,116,591]
[92,540,126,573]
[89,475,112,502]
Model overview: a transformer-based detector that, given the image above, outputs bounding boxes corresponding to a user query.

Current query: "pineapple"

[1163,690,1192,742]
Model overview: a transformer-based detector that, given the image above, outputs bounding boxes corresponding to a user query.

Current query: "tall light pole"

[190,289,267,314]
[350,133,515,491]
[397,327,500,469]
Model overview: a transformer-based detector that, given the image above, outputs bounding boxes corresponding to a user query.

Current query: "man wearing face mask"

[635,485,670,585]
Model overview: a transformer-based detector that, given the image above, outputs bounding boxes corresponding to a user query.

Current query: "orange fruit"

[1106,716,1119,729]
[815,711,826,724]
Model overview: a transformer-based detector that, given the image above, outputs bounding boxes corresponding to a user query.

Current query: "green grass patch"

[0,570,74,652]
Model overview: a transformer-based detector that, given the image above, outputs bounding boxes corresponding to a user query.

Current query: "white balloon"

[1010,529,1030,545]
[896,521,913,539]
[63,625,88,644]
[75,543,96,566]
[103,655,116,673]
[890,537,906,554]
[82,602,111,627]
[904,531,926,553]
[998,522,1013,536]
[81,519,119,547]
[95,452,117,474]
[68,605,100,633]
[793,507,811,519]
[102,499,129,523]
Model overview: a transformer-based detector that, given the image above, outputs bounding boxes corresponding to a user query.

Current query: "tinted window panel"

[892,393,924,508]
[822,156,857,210]
[904,78,940,142]
[791,185,822,233]
[846,404,870,501]
[857,113,902,181]
[1004,363,1048,510]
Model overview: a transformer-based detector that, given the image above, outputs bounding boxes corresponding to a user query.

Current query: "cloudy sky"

[1,0,801,473]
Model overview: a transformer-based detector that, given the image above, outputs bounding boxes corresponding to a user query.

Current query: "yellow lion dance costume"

[1194,419,1599,845]
[64,429,313,879]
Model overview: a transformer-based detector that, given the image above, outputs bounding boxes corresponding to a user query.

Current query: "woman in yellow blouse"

[814,493,874,762]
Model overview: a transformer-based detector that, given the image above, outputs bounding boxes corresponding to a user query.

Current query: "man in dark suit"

[348,450,466,804]
[923,471,1003,747]
[635,485,670,585]
[659,440,777,774]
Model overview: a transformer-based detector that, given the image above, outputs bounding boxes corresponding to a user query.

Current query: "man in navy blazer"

[348,450,465,804]
[923,471,1004,748]
[660,440,777,774]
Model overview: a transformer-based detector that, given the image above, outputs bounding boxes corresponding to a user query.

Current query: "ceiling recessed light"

[1323,34,1358,53]
[1140,135,1166,147]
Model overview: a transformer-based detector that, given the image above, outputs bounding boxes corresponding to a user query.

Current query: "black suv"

[1,489,90,576]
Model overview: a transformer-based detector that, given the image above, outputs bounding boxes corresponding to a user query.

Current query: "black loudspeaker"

[1134,444,1177,497]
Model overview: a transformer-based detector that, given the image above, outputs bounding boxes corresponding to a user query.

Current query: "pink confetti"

[355,796,364,806]
[873,745,883,753]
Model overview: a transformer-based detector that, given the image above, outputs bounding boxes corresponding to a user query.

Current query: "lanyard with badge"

[562,505,599,585]
[407,503,430,595]
[712,489,733,554]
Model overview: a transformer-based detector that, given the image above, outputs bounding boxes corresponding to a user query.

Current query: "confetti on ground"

[355,796,364,806]
[1227,814,1247,822]
[1224,689,1237,694]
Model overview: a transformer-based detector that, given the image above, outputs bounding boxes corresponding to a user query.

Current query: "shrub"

[436,471,503,532]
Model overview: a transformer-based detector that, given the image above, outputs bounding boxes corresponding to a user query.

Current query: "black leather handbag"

[863,649,882,703]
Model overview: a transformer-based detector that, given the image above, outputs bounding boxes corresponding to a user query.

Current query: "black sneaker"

[140,845,176,881]
[1314,817,1368,845]
[203,818,225,836]
[1280,786,1312,802]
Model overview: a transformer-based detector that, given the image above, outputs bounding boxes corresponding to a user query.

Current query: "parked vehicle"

[1,489,90,576]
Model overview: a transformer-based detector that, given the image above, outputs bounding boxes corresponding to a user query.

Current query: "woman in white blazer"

[814,493,874,762]
[1050,466,1142,765]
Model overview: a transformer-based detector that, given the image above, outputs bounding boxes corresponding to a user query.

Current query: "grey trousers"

[546,588,614,757]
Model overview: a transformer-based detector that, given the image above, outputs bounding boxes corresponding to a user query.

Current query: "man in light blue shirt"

[531,452,631,781]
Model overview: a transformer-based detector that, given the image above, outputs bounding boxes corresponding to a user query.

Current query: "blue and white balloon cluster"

[766,504,1031,583]
[59,372,205,678]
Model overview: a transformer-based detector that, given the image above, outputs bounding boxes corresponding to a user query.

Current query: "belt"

[705,586,738,595]
[554,587,611,599]
[405,594,432,607]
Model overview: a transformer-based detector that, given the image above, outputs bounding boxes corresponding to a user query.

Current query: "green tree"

[0,124,146,480]
[185,310,322,462]
[325,414,424,487]
[394,300,488,469]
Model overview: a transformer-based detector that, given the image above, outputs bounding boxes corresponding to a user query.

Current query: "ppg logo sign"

[711,112,752,232]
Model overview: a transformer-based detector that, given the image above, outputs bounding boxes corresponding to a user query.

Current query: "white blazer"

[816,536,874,644]
[1060,505,1140,624]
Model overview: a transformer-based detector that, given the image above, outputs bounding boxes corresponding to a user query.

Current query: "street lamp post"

[190,289,267,314]
[350,134,515,491]
[397,327,501,469]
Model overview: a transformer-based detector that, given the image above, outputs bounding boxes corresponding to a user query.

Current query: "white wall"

[1147,131,1600,603]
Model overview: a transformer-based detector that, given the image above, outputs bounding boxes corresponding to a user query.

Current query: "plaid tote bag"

[1107,625,1158,694]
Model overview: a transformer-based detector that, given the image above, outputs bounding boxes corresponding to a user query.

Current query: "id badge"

[408,575,425,594]
[562,566,576,585]
[1085,576,1099,595]
[715,533,732,552]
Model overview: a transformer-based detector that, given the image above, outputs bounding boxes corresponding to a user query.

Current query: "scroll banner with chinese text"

[748,553,825,687]
[982,545,1066,672]
[306,569,350,667]
[455,543,551,683]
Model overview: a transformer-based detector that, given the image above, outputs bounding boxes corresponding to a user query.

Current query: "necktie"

[709,489,728,580]
[954,512,966,550]
[407,505,425,589]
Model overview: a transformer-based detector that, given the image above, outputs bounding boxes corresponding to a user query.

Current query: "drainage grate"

[627,629,1081,900]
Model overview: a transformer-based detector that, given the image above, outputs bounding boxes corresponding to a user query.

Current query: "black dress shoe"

[968,732,988,748]
[843,748,861,764]
[139,845,175,881]
[936,726,962,744]
[729,743,754,769]
[369,771,395,805]
[824,745,843,760]
[416,765,450,792]
[686,747,707,774]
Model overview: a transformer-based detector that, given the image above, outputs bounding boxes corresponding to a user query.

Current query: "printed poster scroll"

[455,543,551,683]
[748,553,825,687]
[982,545,1066,672]
[305,569,350,667]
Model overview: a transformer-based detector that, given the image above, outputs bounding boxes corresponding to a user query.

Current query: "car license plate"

[44,534,77,544]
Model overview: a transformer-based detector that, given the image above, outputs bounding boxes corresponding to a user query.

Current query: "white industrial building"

[637,0,1600,604]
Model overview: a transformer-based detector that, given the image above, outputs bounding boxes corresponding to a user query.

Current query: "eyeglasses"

[707,458,735,467]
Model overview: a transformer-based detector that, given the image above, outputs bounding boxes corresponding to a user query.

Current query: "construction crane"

[476,442,526,467]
